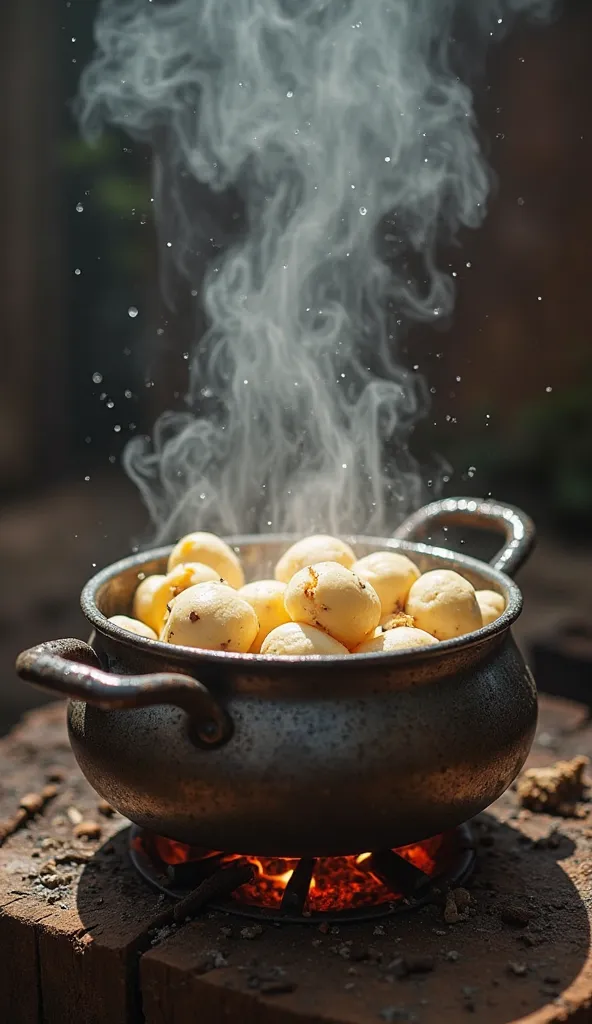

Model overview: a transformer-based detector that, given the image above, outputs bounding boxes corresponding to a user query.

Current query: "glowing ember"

[147,834,445,913]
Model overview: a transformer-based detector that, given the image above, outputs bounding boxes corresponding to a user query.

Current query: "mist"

[78,0,554,541]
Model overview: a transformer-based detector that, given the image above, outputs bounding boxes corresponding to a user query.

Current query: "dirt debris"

[516,756,588,816]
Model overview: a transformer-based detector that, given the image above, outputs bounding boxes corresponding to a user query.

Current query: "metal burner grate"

[129,825,475,923]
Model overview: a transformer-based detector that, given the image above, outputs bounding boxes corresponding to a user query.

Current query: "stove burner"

[130,825,475,923]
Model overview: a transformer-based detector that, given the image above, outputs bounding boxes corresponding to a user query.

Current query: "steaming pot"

[16,498,536,856]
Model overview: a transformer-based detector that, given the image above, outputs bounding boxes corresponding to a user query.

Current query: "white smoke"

[79,0,554,540]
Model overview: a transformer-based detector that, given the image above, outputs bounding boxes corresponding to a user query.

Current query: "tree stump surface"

[0,697,591,1024]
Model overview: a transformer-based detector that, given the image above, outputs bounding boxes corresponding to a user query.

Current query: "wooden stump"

[1,698,592,1024]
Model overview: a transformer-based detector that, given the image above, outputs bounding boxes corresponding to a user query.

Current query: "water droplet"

[124,389,132,399]
[114,425,121,433]
[166,241,172,248]
[74,268,81,276]
[106,400,114,409]
[517,197,525,206]
[545,386,553,393]
[182,352,189,360]
[92,372,103,384]
[537,296,542,301]
[84,475,90,482]
[75,202,84,213]
[359,206,367,216]
[128,306,138,318]
[286,90,293,98]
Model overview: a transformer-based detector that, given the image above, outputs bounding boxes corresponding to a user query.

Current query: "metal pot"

[16,497,536,857]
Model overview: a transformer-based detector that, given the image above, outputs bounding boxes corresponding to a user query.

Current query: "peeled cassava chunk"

[476,589,505,626]
[108,615,158,640]
[352,551,420,616]
[275,535,355,584]
[167,532,244,588]
[354,625,438,654]
[133,563,222,636]
[161,582,258,652]
[238,579,290,653]
[260,621,349,656]
[284,561,381,650]
[405,569,482,641]
[132,574,168,634]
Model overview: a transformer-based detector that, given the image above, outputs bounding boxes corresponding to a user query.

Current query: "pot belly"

[67,635,536,855]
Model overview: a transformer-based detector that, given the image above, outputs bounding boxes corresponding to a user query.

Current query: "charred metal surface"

[16,500,538,855]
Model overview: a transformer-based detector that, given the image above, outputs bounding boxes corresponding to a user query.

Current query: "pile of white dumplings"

[109,532,506,656]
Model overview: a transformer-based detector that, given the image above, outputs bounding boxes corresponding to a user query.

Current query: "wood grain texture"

[0,699,592,1024]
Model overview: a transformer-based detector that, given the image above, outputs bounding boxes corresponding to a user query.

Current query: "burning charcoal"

[516,756,588,816]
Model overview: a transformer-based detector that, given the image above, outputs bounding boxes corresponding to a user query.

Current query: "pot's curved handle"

[15,638,232,748]
[393,497,535,577]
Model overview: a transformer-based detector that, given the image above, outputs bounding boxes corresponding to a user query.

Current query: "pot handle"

[393,497,535,577]
[15,638,232,748]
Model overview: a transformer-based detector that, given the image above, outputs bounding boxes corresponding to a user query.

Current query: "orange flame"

[150,835,445,913]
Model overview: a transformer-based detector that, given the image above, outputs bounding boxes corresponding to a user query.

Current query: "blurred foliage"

[449,382,592,531]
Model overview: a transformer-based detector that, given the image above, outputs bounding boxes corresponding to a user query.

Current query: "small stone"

[507,961,528,977]
[543,972,561,984]
[405,955,435,974]
[259,981,296,995]
[240,924,263,940]
[73,821,102,840]
[379,1008,414,1023]
[500,904,534,927]
[446,950,460,962]
[219,926,233,938]
[444,889,469,924]
[45,767,65,783]
[19,793,44,814]
[97,800,115,817]
[373,924,386,936]
[453,888,471,911]
[67,807,83,825]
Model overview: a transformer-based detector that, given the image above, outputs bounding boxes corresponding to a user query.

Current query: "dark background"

[1,0,590,731]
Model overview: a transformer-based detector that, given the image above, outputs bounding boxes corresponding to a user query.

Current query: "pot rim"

[81,534,522,669]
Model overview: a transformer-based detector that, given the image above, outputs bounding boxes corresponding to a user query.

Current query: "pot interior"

[89,534,520,642]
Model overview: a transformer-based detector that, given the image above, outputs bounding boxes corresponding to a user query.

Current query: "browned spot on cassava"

[303,566,319,600]
[189,611,200,622]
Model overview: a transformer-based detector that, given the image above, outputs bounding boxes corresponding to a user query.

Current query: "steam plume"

[79,0,553,539]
